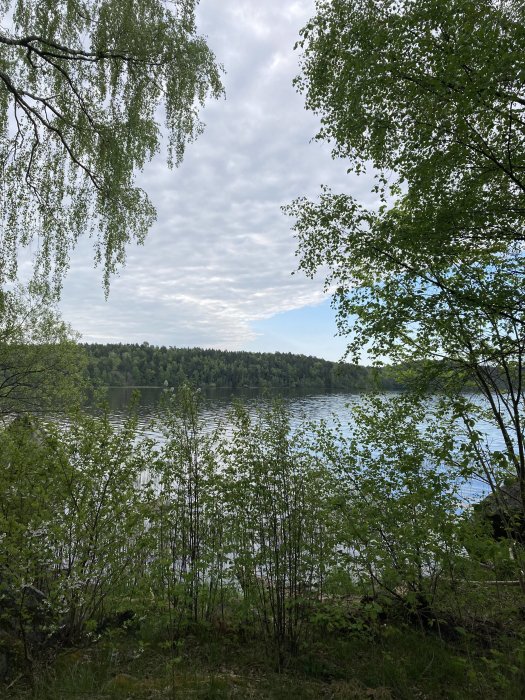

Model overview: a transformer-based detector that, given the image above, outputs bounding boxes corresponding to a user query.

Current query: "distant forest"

[83,343,403,390]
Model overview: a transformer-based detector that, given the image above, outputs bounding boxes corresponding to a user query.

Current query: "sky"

[55,0,378,362]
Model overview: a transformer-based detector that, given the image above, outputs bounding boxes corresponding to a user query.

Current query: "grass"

[5,619,525,699]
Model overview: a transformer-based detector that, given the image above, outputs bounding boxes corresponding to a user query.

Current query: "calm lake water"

[102,386,370,439]
[100,387,504,505]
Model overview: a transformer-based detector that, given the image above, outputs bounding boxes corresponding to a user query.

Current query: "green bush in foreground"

[1,387,524,697]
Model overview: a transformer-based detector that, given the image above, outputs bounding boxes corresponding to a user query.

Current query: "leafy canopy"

[287,0,525,505]
[289,0,525,367]
[0,286,86,417]
[0,0,223,293]
[295,0,525,251]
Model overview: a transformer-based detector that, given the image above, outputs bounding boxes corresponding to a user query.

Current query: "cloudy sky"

[57,0,377,361]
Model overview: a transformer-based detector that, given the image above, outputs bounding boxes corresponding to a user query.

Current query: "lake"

[100,387,503,506]
[102,386,370,438]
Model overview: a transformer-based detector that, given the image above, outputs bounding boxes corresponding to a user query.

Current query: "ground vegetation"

[1,388,525,698]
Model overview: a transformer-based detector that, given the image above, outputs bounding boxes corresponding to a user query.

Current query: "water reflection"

[91,387,368,437]
[90,387,506,507]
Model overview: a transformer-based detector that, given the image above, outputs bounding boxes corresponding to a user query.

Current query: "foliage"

[82,341,402,390]
[222,400,338,664]
[148,384,226,631]
[0,402,151,648]
[294,0,525,233]
[314,394,466,618]
[0,0,223,292]
[3,1,525,692]
[1,392,524,694]
[288,0,525,518]
[0,286,86,418]
[0,415,58,610]
[40,405,151,642]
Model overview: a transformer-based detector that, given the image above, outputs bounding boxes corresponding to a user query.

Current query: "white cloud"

[56,0,377,356]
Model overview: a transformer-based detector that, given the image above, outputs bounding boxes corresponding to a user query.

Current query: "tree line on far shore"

[82,342,404,390]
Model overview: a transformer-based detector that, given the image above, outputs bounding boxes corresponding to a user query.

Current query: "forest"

[2,1,525,698]
[82,343,403,390]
